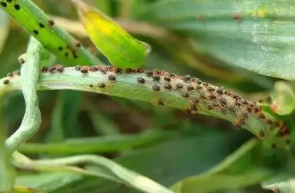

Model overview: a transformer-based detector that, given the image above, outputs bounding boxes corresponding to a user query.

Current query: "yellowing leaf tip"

[72,0,150,68]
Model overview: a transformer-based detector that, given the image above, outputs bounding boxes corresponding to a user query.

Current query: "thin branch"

[0,65,290,148]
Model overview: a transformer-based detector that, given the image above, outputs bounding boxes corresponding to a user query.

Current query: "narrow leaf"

[15,172,82,193]
[171,170,272,193]
[262,177,295,193]
[271,81,295,115]
[170,139,272,193]
[19,130,163,154]
[0,0,100,65]
[1,65,291,148]
[72,0,150,69]
[140,0,295,80]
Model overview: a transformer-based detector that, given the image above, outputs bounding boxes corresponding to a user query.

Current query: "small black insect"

[98,83,106,88]
[187,85,194,91]
[164,83,172,90]
[108,74,116,81]
[146,71,153,77]
[3,79,10,85]
[137,77,145,84]
[164,76,171,82]
[152,85,160,91]
[152,75,160,82]
[181,92,189,98]
[176,83,183,89]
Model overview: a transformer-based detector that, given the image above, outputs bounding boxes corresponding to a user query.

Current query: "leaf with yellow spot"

[72,0,150,69]
[12,186,40,193]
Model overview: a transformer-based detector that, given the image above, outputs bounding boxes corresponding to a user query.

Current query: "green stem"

[18,130,163,154]
[5,37,42,154]
[0,65,290,148]
[12,151,175,193]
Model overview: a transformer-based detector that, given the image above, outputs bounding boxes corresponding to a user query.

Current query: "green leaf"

[264,180,295,193]
[171,170,272,193]
[170,139,275,193]
[270,81,295,115]
[12,186,40,193]
[15,172,82,193]
[89,112,120,135]
[0,0,100,65]
[15,131,235,193]
[2,65,290,148]
[72,0,150,69]
[19,129,163,154]
[46,91,82,143]
[261,173,295,193]
[139,0,295,80]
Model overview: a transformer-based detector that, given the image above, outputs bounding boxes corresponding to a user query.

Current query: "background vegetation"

[0,0,295,193]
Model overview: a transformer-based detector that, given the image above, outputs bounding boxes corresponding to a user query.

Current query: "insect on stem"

[0,64,291,148]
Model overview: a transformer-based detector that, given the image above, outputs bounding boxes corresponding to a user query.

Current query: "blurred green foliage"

[1,0,295,193]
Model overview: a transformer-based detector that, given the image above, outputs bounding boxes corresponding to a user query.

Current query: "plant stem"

[18,130,163,154]
[4,37,43,154]
[12,151,175,193]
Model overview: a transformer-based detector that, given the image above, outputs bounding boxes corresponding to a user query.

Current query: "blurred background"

[1,0,293,193]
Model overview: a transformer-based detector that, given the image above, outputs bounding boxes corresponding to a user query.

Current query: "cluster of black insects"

[1,64,290,148]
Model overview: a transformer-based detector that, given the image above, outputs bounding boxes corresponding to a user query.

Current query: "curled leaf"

[72,0,150,69]
[271,81,295,115]
[263,178,295,193]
